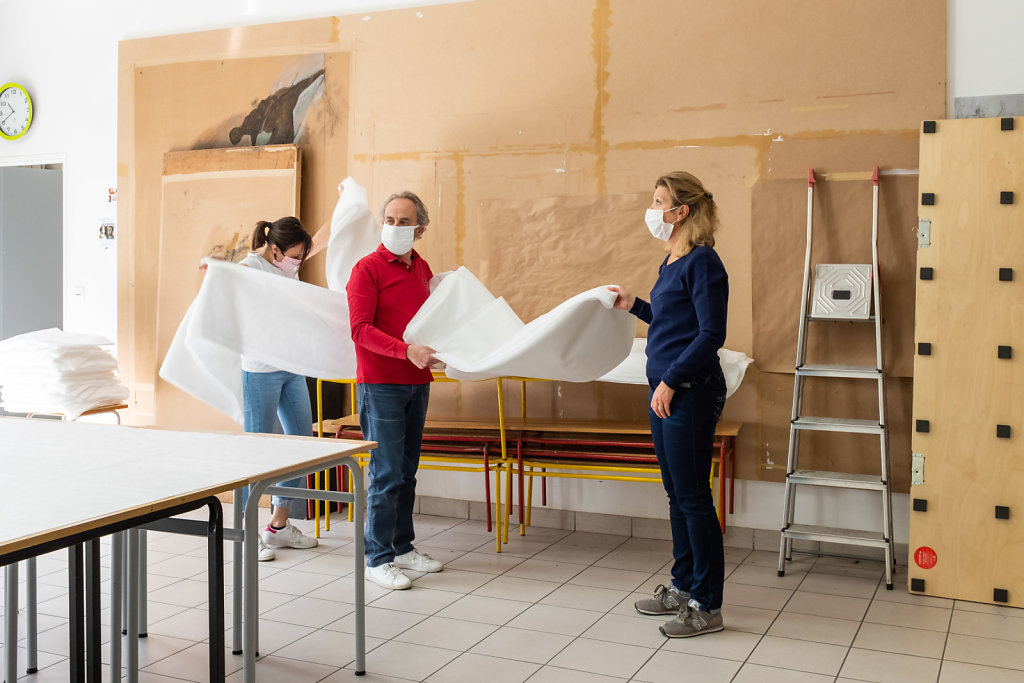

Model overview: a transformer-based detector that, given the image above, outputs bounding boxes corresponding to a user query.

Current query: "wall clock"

[0,83,33,141]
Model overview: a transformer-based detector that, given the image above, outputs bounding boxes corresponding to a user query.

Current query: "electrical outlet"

[911,453,925,485]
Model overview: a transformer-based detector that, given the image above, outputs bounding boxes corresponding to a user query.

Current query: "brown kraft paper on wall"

[751,168,920,377]
[752,371,913,493]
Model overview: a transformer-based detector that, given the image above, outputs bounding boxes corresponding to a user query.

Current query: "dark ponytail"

[250,216,312,261]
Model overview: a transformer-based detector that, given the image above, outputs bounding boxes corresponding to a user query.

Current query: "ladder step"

[796,364,881,379]
[792,417,883,434]
[783,524,889,548]
[787,470,887,490]
[806,314,877,323]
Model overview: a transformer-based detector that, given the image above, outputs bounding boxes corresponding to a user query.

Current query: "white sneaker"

[365,562,412,590]
[394,549,443,573]
[262,521,318,549]
[257,537,276,562]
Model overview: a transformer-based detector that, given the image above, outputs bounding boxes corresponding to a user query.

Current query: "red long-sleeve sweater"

[346,244,434,385]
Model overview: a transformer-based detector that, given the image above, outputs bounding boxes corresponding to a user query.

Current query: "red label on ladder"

[914,546,938,569]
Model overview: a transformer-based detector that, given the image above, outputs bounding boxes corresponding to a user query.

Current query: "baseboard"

[418,494,908,565]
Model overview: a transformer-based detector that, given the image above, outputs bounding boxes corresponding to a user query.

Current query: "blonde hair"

[656,171,719,258]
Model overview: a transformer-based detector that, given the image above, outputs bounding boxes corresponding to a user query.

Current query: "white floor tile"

[357,639,461,680]
[272,628,385,668]
[748,635,849,676]
[426,652,539,683]
[634,650,741,683]
[469,625,573,664]
[505,603,602,636]
[393,615,496,651]
[549,637,656,679]
[839,647,941,683]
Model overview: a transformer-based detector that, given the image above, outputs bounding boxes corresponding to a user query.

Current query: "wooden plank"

[910,116,1024,608]
[152,145,301,431]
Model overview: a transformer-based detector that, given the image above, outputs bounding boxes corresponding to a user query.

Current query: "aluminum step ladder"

[777,167,895,590]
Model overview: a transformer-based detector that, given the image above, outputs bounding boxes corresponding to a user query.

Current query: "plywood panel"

[910,117,1024,607]
[153,145,300,430]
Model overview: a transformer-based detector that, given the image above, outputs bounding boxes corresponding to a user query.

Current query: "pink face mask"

[273,255,302,276]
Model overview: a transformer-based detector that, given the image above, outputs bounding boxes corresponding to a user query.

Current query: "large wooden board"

[910,117,1024,607]
[154,145,300,430]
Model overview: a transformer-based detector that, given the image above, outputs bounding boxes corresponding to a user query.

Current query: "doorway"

[0,162,63,340]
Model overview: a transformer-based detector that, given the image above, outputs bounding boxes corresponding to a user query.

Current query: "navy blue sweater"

[629,245,729,389]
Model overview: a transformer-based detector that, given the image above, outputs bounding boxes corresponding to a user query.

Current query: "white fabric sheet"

[159,178,380,423]
[404,267,635,382]
[596,337,754,398]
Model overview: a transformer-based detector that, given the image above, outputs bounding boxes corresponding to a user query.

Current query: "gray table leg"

[242,483,266,682]
[26,557,37,674]
[138,531,147,638]
[350,464,366,676]
[125,530,140,683]
[4,563,17,683]
[232,488,243,655]
[109,532,123,682]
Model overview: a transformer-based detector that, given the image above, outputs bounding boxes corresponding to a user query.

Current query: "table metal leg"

[125,530,140,683]
[26,557,37,674]
[232,488,243,655]
[138,531,148,638]
[4,563,18,683]
[243,482,265,682]
[69,544,86,682]
[206,500,225,681]
[109,532,123,682]
[350,464,366,676]
[85,539,102,682]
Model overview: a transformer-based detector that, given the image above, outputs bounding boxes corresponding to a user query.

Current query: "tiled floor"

[3,509,1024,682]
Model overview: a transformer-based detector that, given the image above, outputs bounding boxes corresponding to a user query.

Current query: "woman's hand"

[198,255,225,273]
[650,381,675,418]
[406,344,439,369]
[608,286,635,311]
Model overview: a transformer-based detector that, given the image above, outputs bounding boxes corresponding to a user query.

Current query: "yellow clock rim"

[0,82,33,141]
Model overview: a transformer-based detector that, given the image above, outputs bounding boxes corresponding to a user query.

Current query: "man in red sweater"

[347,191,444,590]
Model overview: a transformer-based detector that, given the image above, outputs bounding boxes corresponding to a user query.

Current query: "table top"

[0,417,374,557]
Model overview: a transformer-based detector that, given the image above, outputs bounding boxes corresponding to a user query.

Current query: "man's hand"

[650,381,675,419]
[607,285,635,311]
[406,344,439,369]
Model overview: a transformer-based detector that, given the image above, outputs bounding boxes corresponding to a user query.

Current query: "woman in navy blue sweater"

[610,171,729,638]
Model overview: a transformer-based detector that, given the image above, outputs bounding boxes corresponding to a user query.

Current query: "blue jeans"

[358,382,430,567]
[241,370,312,518]
[649,366,727,611]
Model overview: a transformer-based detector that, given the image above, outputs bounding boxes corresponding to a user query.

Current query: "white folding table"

[0,417,373,682]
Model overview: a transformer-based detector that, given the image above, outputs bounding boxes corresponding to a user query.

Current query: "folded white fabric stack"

[0,328,129,420]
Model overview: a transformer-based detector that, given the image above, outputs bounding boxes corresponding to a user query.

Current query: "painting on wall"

[192,54,325,150]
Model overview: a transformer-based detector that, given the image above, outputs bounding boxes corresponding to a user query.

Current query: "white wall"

[948,0,1024,116]
[0,0,1015,535]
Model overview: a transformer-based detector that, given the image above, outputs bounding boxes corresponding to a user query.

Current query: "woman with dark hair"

[609,171,729,638]
[238,216,318,562]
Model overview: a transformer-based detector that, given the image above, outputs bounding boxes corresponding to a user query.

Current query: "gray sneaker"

[634,584,689,616]
[660,604,724,638]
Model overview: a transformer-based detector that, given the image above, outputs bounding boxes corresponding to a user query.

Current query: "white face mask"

[644,207,680,241]
[381,223,419,256]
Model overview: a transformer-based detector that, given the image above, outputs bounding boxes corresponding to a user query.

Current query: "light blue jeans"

[241,370,312,518]
[358,383,430,567]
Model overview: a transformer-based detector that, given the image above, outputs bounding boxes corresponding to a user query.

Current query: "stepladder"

[777,167,895,590]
